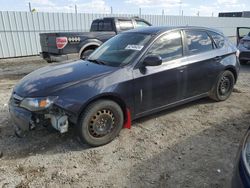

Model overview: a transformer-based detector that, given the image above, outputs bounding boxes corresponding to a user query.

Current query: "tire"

[209,70,235,101]
[77,100,124,147]
[80,49,95,60]
[45,59,52,63]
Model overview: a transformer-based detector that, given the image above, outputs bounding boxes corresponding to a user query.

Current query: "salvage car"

[9,26,240,146]
[232,127,250,188]
[40,17,151,62]
[237,27,250,64]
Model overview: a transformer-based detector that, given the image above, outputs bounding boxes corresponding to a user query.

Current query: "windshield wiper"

[87,59,107,65]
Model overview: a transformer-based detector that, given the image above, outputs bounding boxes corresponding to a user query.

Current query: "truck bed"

[40,31,116,54]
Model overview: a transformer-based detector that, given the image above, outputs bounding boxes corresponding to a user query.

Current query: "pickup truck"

[40,17,151,62]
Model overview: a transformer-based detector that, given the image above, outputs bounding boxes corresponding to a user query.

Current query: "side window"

[208,31,225,48]
[185,30,213,54]
[135,20,150,28]
[103,20,113,31]
[147,31,183,62]
[118,20,134,31]
[90,20,112,31]
[98,21,104,31]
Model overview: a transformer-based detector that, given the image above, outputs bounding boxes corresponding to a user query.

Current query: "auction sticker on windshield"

[125,45,144,51]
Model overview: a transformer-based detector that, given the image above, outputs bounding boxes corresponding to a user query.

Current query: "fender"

[78,39,103,58]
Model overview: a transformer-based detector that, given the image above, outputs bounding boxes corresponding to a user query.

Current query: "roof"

[124,26,224,35]
[93,17,145,21]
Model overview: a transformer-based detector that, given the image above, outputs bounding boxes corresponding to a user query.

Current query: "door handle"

[214,56,222,62]
[177,65,187,72]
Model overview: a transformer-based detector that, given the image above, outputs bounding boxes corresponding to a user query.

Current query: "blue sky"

[0,0,249,17]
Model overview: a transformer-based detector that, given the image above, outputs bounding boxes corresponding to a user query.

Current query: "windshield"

[88,33,151,67]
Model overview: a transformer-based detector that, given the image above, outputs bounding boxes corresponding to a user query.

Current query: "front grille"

[10,93,23,106]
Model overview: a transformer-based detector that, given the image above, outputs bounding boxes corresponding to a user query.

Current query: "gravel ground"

[0,56,250,188]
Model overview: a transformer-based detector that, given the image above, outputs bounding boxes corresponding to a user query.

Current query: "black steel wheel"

[77,100,124,146]
[209,70,235,101]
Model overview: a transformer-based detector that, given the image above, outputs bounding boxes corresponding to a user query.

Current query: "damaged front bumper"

[9,95,70,137]
[9,105,33,137]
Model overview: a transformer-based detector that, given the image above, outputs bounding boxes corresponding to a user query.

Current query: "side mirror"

[143,55,162,66]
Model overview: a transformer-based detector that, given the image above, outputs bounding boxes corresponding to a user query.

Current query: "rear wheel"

[77,100,124,147]
[80,49,95,60]
[209,70,235,101]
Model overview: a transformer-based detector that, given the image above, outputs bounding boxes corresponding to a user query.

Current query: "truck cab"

[40,17,151,63]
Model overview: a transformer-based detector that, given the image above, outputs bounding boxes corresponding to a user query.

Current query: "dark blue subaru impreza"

[9,26,240,146]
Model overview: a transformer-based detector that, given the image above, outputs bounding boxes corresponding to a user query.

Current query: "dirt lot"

[0,56,250,188]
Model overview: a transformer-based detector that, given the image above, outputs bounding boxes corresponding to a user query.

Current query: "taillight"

[56,37,68,49]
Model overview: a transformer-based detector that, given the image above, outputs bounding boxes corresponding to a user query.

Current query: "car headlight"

[20,96,58,112]
[242,131,250,175]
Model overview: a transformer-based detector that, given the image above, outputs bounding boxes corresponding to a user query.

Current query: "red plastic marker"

[123,109,131,129]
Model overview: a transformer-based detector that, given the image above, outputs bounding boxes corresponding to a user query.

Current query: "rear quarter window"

[207,31,225,48]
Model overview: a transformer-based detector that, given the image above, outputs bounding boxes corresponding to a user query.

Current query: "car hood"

[14,60,117,97]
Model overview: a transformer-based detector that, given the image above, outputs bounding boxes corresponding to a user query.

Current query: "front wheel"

[77,100,124,147]
[209,70,235,101]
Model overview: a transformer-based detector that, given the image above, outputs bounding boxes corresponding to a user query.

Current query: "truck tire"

[80,49,95,60]
[46,59,53,63]
[77,100,124,147]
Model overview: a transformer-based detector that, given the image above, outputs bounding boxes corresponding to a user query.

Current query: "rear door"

[182,29,221,98]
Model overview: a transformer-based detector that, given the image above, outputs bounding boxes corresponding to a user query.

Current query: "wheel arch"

[78,40,102,58]
[77,94,128,124]
[224,66,238,83]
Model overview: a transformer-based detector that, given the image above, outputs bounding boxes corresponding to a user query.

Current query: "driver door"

[132,30,187,117]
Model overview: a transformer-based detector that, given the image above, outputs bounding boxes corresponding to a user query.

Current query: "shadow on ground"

[0,97,215,160]
[127,110,250,188]
[0,122,90,160]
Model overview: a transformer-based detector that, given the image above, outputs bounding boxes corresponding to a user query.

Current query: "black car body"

[10,26,240,146]
[237,27,250,64]
[40,17,151,62]
[232,128,250,188]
